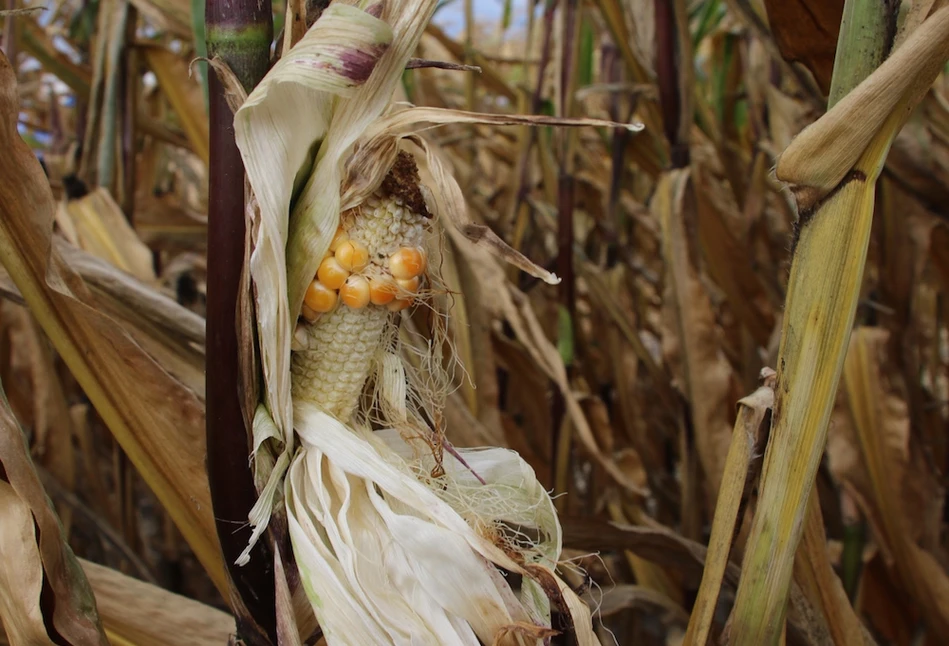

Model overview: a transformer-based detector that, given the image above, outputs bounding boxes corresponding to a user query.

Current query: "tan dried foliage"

[3,0,949,644]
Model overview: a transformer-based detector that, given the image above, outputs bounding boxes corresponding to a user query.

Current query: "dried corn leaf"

[143,45,210,165]
[693,162,776,347]
[763,0,844,93]
[80,559,234,646]
[0,382,106,645]
[59,188,156,283]
[0,480,54,646]
[129,0,191,38]
[446,224,647,497]
[57,240,206,397]
[685,375,773,646]
[842,327,949,636]
[792,490,873,646]
[81,0,129,189]
[17,18,91,99]
[655,169,737,504]
[17,310,77,531]
[0,52,224,593]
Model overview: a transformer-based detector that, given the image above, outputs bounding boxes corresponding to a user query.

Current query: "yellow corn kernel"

[304,279,338,313]
[335,240,370,272]
[387,297,414,312]
[301,302,321,323]
[369,276,397,305]
[340,275,371,309]
[317,256,350,290]
[388,246,425,280]
[396,276,420,293]
[329,226,349,252]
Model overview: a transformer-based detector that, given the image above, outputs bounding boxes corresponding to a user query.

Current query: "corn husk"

[232,1,641,643]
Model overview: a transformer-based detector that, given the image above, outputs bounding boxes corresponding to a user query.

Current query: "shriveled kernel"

[340,275,371,309]
[329,227,349,252]
[301,303,321,323]
[396,276,420,293]
[304,280,338,313]
[369,276,397,305]
[335,240,370,272]
[317,256,350,290]
[292,323,310,351]
[388,247,425,280]
[387,297,413,312]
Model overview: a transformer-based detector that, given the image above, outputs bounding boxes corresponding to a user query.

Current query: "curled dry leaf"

[0,384,106,644]
[655,169,738,506]
[0,480,53,646]
[16,310,78,531]
[446,225,649,497]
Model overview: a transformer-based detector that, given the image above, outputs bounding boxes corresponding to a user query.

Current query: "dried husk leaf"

[287,406,587,644]
[235,2,399,442]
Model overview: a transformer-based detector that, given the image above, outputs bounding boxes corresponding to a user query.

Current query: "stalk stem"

[205,0,274,641]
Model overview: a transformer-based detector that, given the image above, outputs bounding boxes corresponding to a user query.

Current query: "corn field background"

[2,0,949,644]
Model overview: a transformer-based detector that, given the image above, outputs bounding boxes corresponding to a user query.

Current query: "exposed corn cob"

[291,155,430,422]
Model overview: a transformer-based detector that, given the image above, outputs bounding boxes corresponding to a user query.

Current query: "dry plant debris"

[1,0,949,645]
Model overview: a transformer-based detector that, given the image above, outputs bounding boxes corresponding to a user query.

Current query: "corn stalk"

[727,3,949,643]
[204,0,275,640]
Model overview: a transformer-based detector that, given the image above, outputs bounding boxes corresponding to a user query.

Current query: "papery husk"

[232,1,639,643]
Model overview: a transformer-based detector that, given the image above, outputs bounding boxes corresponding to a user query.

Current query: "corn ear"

[232,2,642,642]
[235,2,399,442]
